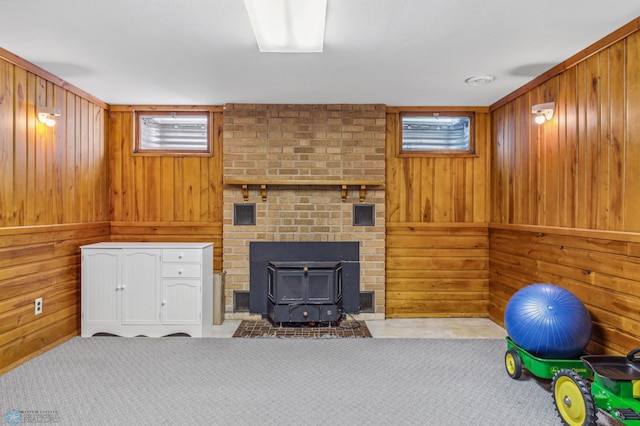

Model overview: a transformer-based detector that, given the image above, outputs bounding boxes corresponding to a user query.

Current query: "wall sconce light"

[531,102,555,125]
[37,106,61,127]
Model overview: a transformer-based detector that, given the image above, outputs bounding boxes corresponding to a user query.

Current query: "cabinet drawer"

[162,263,201,278]
[162,249,201,263]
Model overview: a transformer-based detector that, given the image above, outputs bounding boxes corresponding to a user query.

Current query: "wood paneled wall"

[386,108,490,223]
[0,223,109,373]
[385,108,491,317]
[108,107,224,270]
[491,30,640,231]
[0,50,109,373]
[0,57,108,226]
[386,223,489,317]
[489,23,640,355]
[490,225,640,355]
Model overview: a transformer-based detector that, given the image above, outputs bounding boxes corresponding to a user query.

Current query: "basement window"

[399,111,475,156]
[135,111,210,155]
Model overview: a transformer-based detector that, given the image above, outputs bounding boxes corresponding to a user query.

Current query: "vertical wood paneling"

[576,61,588,229]
[386,109,490,316]
[160,157,174,221]
[563,67,578,228]
[0,60,13,226]
[34,78,48,225]
[433,159,451,221]
[133,155,144,220]
[144,157,161,221]
[121,113,134,221]
[14,67,27,226]
[556,75,568,227]
[597,50,610,229]
[609,41,625,230]
[79,98,88,222]
[386,109,489,225]
[513,95,527,224]
[626,33,640,230]
[183,157,201,221]
[0,54,108,373]
[65,94,77,224]
[491,33,639,233]
[490,29,640,355]
[45,82,55,223]
[108,111,123,221]
[585,55,600,229]
[506,102,516,224]
[25,73,36,225]
[99,108,108,218]
[476,113,490,221]
[173,158,184,220]
[53,85,66,224]
[491,107,505,223]
[543,79,560,226]
[107,108,224,270]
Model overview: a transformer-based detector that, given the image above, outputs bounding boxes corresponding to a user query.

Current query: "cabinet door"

[162,279,201,325]
[122,249,161,325]
[82,249,121,326]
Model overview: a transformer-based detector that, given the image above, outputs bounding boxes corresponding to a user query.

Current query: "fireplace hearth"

[250,242,360,323]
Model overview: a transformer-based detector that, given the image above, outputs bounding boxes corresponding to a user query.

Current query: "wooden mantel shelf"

[225,179,384,202]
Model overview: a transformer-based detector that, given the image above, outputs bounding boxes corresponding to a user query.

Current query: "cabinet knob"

[162,301,166,306]
[178,254,183,259]
[303,266,309,272]
[178,269,183,274]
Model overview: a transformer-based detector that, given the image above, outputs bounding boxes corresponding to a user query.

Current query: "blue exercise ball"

[504,283,591,359]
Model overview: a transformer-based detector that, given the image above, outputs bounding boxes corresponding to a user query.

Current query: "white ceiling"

[1,0,639,107]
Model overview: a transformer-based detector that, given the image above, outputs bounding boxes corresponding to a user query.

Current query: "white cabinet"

[81,242,214,337]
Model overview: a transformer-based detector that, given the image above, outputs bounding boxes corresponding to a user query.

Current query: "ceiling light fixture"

[531,102,555,125]
[37,106,61,127]
[244,0,327,53]
[464,75,495,86]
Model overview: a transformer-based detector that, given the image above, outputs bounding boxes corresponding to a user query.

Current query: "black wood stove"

[267,261,342,324]
[249,242,360,324]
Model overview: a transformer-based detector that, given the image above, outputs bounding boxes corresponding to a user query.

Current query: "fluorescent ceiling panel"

[244,0,327,53]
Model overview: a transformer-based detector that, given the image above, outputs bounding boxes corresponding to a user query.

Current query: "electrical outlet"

[35,297,43,315]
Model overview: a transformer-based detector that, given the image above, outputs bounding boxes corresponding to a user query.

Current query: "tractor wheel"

[505,349,523,379]
[551,369,597,426]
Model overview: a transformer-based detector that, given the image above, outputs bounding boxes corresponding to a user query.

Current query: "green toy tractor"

[552,347,640,425]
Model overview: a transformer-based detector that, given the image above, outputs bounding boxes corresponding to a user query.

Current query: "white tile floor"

[207,318,507,339]
[365,318,507,338]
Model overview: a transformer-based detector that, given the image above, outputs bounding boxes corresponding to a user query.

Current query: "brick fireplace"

[222,104,386,320]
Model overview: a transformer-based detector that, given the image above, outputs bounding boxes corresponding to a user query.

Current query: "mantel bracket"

[260,184,267,201]
[227,179,383,202]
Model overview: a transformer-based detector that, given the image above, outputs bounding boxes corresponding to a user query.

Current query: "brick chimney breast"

[223,104,386,318]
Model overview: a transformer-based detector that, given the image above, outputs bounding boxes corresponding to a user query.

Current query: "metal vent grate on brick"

[353,204,375,226]
[359,291,374,313]
[234,203,256,225]
[234,291,250,312]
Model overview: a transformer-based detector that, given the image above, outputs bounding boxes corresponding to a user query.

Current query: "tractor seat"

[581,355,640,381]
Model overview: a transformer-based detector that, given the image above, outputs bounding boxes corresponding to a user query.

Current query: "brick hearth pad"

[233,319,371,338]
